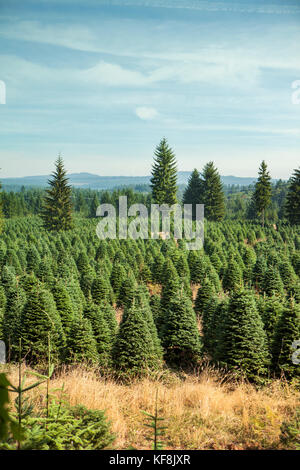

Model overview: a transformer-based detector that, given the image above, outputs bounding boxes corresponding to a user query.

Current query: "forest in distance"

[0,138,299,450]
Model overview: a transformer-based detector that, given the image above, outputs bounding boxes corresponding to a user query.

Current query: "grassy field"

[3,364,298,450]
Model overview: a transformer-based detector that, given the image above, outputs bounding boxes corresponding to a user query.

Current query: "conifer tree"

[285,168,300,225]
[216,289,269,380]
[2,287,26,360]
[37,258,55,289]
[89,193,100,218]
[20,288,65,364]
[202,297,227,358]
[117,273,137,309]
[257,294,284,348]
[194,278,215,316]
[150,138,178,205]
[52,283,74,335]
[263,266,285,297]
[252,255,267,289]
[271,299,300,378]
[252,161,272,227]
[66,316,99,364]
[182,169,203,219]
[158,259,180,334]
[201,162,225,221]
[112,303,160,376]
[41,155,73,231]
[174,254,188,280]
[83,301,112,366]
[26,246,41,274]
[160,292,201,367]
[100,301,118,340]
[150,294,161,325]
[222,257,243,292]
[91,277,110,305]
[134,286,163,362]
[152,252,165,284]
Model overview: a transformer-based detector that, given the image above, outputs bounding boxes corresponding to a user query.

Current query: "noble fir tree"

[182,169,203,219]
[160,292,201,367]
[194,278,215,316]
[201,162,225,221]
[285,167,300,225]
[252,161,272,227]
[112,303,161,377]
[66,316,99,364]
[41,155,73,231]
[215,288,269,381]
[150,138,178,205]
[271,299,300,379]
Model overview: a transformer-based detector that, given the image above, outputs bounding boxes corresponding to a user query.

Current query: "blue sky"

[0,0,299,178]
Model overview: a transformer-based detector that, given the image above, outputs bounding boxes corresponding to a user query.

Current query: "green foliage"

[0,373,19,442]
[161,292,201,367]
[16,402,115,450]
[20,289,65,364]
[216,288,269,381]
[83,301,112,366]
[279,409,300,450]
[194,278,215,316]
[150,138,178,205]
[285,167,300,225]
[182,169,203,219]
[66,316,99,364]
[252,161,272,226]
[141,390,166,450]
[41,156,73,231]
[201,162,225,221]
[112,303,161,377]
[271,299,300,378]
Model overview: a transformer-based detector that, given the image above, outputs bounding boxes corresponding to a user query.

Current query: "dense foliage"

[0,214,298,381]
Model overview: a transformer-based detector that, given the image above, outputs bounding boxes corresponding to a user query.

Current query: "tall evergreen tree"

[89,193,100,218]
[252,161,272,227]
[285,167,300,225]
[201,162,225,221]
[150,138,178,205]
[41,155,73,231]
[182,169,203,219]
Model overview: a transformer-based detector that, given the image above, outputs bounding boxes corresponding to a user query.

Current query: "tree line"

[0,139,299,227]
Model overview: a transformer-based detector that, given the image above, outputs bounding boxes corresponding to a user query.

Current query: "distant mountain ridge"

[1,171,279,190]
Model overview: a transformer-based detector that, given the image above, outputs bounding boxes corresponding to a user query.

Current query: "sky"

[0,0,299,178]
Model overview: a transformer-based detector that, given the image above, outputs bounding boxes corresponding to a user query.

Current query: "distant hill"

[1,171,279,190]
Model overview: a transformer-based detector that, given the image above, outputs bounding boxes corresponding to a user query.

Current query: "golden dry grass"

[2,364,299,450]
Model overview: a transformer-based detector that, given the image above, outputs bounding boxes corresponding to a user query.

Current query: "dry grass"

[2,364,299,450]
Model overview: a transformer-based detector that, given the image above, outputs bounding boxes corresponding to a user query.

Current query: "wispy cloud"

[135,107,158,120]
